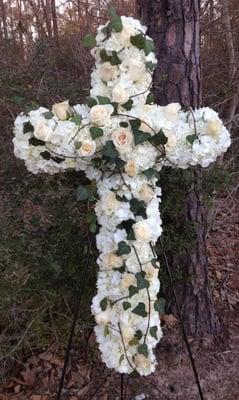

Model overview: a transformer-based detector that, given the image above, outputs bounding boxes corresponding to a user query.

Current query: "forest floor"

[0,124,238,400]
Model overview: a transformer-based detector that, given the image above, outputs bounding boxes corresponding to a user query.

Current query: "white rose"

[128,59,146,81]
[120,21,137,47]
[90,105,113,127]
[134,354,150,369]
[95,310,110,325]
[138,184,154,203]
[112,84,130,104]
[100,62,118,82]
[121,273,137,289]
[78,140,96,157]
[34,121,52,142]
[133,220,151,242]
[102,253,123,269]
[124,160,138,177]
[164,103,181,121]
[164,130,177,150]
[121,326,134,345]
[112,128,133,153]
[144,263,158,280]
[103,191,120,215]
[206,120,222,137]
[52,100,73,120]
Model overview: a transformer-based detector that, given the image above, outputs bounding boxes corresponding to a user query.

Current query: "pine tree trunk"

[137,0,221,336]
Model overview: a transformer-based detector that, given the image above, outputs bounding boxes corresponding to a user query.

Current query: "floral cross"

[13,10,230,376]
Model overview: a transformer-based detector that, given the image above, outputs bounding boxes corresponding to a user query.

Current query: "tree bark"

[137,0,220,336]
[51,0,59,40]
[0,0,8,39]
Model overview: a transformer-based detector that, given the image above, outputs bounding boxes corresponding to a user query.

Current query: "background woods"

[0,1,238,399]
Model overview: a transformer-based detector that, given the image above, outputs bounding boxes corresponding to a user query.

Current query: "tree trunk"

[137,0,220,336]
[0,0,8,39]
[51,0,59,40]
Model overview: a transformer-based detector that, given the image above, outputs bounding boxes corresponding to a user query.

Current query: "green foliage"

[83,33,97,48]
[117,241,131,256]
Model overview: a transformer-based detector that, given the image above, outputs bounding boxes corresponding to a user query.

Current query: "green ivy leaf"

[100,298,108,311]
[146,61,157,72]
[138,344,149,357]
[186,134,197,145]
[102,140,119,160]
[23,121,34,134]
[40,151,51,160]
[129,118,141,131]
[86,97,97,108]
[135,330,143,340]
[123,301,131,311]
[29,137,45,146]
[144,39,155,56]
[146,92,155,104]
[154,298,166,315]
[104,325,110,336]
[52,156,64,164]
[70,114,82,126]
[122,99,133,111]
[76,185,91,201]
[132,302,147,317]
[129,285,139,298]
[119,354,125,364]
[135,271,150,290]
[97,95,111,105]
[130,198,147,219]
[150,129,168,146]
[133,130,151,145]
[117,241,131,256]
[120,121,129,128]
[149,326,158,340]
[83,33,96,48]
[110,51,121,65]
[142,168,157,180]
[42,111,54,119]
[130,34,146,50]
[110,15,123,33]
[90,127,104,139]
[129,336,139,346]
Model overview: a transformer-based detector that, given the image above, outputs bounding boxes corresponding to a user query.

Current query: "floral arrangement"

[13,9,231,376]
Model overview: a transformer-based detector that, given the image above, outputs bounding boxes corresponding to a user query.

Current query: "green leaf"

[129,286,139,298]
[122,99,133,111]
[117,219,135,233]
[138,344,149,357]
[129,119,141,131]
[70,114,82,126]
[110,51,121,65]
[144,39,155,56]
[120,121,129,128]
[150,129,168,146]
[102,140,119,160]
[146,92,155,104]
[40,151,51,161]
[186,134,197,145]
[97,95,111,105]
[129,370,140,378]
[23,121,34,134]
[100,49,111,63]
[100,298,108,311]
[74,141,82,150]
[146,61,157,72]
[104,325,110,336]
[110,15,123,33]
[135,271,150,290]
[117,241,131,256]
[86,212,97,233]
[108,5,117,16]
[149,326,158,340]
[123,301,131,311]
[52,156,64,164]
[130,198,147,219]
[119,354,125,364]
[86,97,97,108]
[154,298,166,315]
[76,185,91,201]
[90,127,104,139]
[42,111,54,119]
[29,137,45,146]
[83,33,96,48]
[132,302,147,317]
[135,330,143,340]
[129,336,139,346]
[130,34,146,50]
[142,168,157,180]
[133,130,151,145]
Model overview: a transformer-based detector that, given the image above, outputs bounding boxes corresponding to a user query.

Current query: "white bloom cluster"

[12,12,231,376]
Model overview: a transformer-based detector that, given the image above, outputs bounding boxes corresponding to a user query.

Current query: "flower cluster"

[13,11,231,376]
